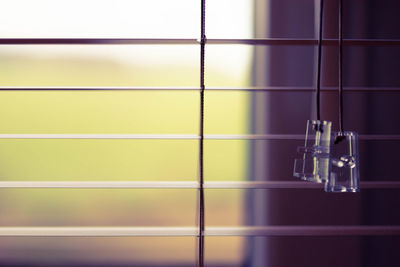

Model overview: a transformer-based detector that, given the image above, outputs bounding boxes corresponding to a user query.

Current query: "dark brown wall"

[249,0,400,266]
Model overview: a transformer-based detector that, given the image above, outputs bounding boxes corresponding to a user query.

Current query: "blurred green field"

[0,46,251,264]
[0,0,254,264]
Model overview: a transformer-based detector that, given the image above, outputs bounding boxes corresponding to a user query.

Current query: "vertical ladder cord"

[198,0,206,266]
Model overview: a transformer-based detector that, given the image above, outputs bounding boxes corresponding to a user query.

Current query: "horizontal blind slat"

[0,38,399,46]
[1,86,399,91]
[0,181,397,189]
[0,134,398,140]
[0,226,398,236]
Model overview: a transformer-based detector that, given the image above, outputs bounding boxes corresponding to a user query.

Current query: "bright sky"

[0,0,252,38]
[0,0,253,75]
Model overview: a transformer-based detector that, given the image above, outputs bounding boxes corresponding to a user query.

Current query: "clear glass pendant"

[325,131,360,192]
[293,120,332,183]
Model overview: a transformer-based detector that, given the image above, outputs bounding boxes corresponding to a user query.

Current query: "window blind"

[1,19,400,227]
[1,39,399,240]
[1,0,400,266]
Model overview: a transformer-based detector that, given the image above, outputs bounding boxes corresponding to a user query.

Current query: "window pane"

[0,0,199,38]
[0,45,198,87]
[0,140,198,181]
[205,189,243,226]
[0,91,199,134]
[0,189,196,226]
[206,0,253,39]
[206,45,253,87]
[0,237,196,266]
[205,140,248,181]
[205,91,250,135]
[205,237,245,267]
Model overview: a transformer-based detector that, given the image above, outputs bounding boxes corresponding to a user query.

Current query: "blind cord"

[334,0,346,144]
[198,0,206,266]
[316,0,325,121]
[338,0,344,133]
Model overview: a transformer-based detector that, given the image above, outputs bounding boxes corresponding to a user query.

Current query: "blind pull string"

[338,0,344,133]
[198,0,206,266]
[335,0,345,144]
[316,0,325,121]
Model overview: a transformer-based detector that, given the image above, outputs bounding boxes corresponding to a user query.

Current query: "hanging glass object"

[294,0,360,193]
[293,123,360,192]
[325,131,360,192]
[293,120,332,183]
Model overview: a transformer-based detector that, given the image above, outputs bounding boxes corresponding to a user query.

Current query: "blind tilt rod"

[0,226,398,236]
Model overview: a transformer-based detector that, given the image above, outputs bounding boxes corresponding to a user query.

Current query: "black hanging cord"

[335,0,345,144]
[338,0,344,133]
[198,0,206,266]
[316,0,325,121]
